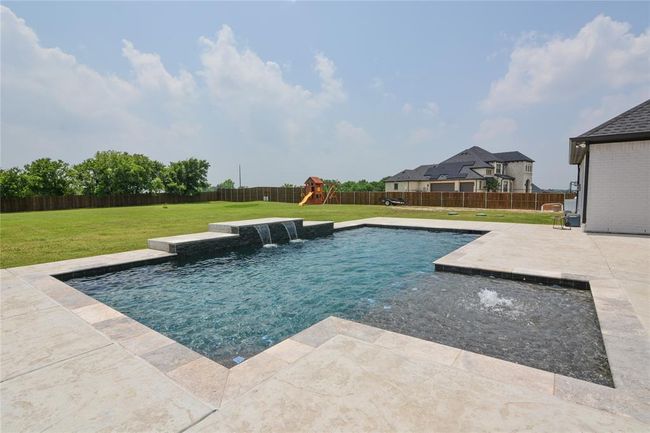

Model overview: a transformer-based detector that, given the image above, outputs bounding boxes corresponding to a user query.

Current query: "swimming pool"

[65,227,612,385]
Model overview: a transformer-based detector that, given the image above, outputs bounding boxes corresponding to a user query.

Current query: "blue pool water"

[65,227,613,386]
[67,228,477,366]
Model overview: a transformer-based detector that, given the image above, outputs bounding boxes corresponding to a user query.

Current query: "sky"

[1,2,648,188]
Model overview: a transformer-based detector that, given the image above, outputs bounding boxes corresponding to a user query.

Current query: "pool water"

[361,272,613,386]
[65,227,612,386]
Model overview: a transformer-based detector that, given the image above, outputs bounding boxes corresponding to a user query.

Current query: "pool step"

[148,232,240,254]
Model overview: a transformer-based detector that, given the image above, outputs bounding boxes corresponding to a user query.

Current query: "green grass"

[0,201,558,268]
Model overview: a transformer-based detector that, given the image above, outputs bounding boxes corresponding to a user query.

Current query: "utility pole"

[238,164,242,188]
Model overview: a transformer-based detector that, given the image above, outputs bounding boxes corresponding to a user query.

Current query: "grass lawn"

[0,201,558,268]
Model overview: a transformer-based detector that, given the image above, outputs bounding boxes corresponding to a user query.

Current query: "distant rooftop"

[385,146,534,182]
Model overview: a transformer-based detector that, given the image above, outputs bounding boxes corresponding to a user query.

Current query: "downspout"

[582,149,590,224]
[575,163,580,214]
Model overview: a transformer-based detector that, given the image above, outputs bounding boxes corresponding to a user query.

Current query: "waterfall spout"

[254,224,275,247]
[282,221,300,242]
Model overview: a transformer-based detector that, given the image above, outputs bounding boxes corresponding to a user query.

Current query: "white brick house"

[385,146,534,193]
[570,99,650,235]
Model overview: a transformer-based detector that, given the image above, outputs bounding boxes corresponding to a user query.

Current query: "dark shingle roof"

[386,145,533,182]
[574,99,650,141]
[423,162,484,180]
[385,164,435,182]
[441,146,501,165]
[492,151,534,162]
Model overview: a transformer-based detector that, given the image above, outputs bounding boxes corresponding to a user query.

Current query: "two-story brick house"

[385,146,534,193]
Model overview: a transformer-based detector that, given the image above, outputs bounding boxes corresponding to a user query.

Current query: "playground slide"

[298,191,313,206]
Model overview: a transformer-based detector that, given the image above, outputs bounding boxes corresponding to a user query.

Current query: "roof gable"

[441,146,501,165]
[492,151,534,162]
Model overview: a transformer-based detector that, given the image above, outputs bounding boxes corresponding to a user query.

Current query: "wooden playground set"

[298,176,339,206]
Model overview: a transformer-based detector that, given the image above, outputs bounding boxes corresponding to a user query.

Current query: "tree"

[485,177,499,192]
[73,151,165,195]
[332,179,385,192]
[281,183,296,188]
[217,179,235,189]
[23,158,73,196]
[0,167,29,198]
[163,158,210,195]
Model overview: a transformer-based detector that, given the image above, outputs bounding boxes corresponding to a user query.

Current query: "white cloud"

[0,6,202,166]
[421,101,440,117]
[198,25,344,118]
[473,117,517,142]
[121,40,196,98]
[481,15,650,111]
[401,103,413,114]
[1,8,348,182]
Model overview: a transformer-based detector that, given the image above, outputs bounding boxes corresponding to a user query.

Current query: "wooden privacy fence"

[1,187,574,213]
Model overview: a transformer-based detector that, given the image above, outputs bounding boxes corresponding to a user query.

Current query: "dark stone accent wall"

[236,220,305,247]
[174,220,313,256]
[173,236,243,256]
[300,223,334,239]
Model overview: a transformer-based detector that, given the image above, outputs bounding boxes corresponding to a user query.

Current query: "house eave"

[568,131,650,165]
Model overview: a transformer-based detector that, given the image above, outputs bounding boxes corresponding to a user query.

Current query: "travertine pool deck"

[1,217,648,432]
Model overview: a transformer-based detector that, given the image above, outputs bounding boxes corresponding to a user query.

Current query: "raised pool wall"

[148,218,334,256]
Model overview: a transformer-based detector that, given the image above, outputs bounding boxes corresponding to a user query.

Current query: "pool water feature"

[362,271,613,386]
[282,221,299,241]
[64,227,613,386]
[253,224,275,247]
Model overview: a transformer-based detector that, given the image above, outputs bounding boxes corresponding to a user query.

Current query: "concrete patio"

[1,217,648,432]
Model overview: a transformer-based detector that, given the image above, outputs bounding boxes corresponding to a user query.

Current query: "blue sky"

[1,2,648,188]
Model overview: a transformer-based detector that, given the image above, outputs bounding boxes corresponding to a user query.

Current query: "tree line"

[0,151,210,198]
[215,178,388,192]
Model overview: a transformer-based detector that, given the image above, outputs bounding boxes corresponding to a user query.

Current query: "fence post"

[462,192,465,208]
[441,193,444,207]
[484,191,487,208]
[353,191,356,205]
[510,193,513,209]
[420,191,422,206]
[534,193,538,210]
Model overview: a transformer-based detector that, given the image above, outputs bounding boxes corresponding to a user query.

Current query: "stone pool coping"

[1,217,648,431]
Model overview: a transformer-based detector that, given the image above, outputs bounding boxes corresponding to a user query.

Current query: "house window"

[525,163,532,173]
[486,169,493,175]
[393,183,399,190]
[502,181,509,192]
[495,163,503,175]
